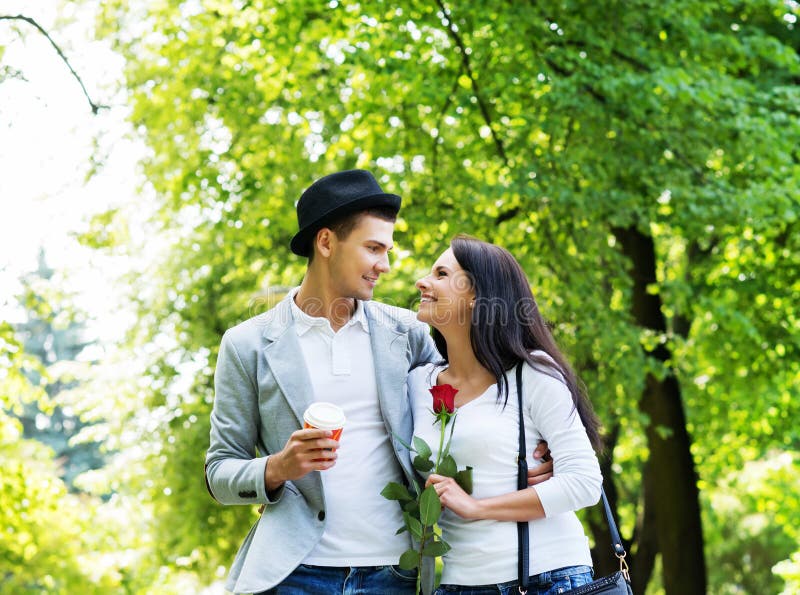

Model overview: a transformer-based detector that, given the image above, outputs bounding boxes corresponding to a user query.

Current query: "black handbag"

[515,364,633,595]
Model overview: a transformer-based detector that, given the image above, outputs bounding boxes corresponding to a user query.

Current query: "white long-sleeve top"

[408,357,602,585]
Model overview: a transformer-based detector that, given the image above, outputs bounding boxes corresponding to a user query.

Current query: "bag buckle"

[616,551,631,582]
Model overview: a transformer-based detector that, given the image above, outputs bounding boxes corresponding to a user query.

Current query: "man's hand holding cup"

[265,403,346,492]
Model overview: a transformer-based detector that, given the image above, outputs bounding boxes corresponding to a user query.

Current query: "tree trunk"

[613,226,707,594]
[630,458,659,593]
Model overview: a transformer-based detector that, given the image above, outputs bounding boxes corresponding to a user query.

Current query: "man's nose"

[375,252,390,273]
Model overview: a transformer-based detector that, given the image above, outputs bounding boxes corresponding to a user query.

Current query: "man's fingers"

[532,440,552,461]
[289,432,339,454]
[527,460,554,486]
[293,428,333,441]
[527,473,552,486]
[313,457,338,470]
[309,438,340,452]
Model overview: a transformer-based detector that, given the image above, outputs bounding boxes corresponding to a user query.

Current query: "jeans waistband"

[300,563,394,571]
[526,565,593,587]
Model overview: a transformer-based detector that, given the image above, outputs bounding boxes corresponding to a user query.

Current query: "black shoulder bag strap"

[602,489,632,581]
[515,363,529,594]
[515,363,632,595]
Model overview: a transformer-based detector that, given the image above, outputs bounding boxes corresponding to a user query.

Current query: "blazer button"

[318,510,325,521]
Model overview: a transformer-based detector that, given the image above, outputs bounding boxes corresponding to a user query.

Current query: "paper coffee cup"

[303,402,346,442]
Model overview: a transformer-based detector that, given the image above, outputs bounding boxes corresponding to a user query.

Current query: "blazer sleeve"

[205,330,282,505]
[525,364,602,516]
[408,321,438,368]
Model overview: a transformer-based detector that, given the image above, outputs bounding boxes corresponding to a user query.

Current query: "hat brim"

[290,192,401,257]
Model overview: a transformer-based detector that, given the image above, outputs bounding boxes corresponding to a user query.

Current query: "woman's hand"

[426,473,481,519]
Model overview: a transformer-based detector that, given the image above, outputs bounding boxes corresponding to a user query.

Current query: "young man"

[205,170,552,594]
[205,170,437,595]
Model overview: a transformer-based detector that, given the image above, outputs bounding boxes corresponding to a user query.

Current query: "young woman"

[408,235,603,595]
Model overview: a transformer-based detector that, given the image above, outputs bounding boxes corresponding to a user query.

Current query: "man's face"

[327,214,395,301]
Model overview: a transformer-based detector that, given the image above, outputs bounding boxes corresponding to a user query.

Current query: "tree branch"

[435,0,508,164]
[0,14,107,114]
[432,69,464,199]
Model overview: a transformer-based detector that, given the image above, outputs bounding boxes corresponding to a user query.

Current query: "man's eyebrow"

[367,240,393,250]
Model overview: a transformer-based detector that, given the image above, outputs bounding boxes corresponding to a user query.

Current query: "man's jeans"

[434,565,594,595]
[257,563,418,595]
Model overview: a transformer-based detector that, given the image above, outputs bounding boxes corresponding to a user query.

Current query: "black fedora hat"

[290,169,401,256]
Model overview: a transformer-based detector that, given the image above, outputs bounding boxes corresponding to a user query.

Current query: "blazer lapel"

[261,297,313,429]
[366,305,410,440]
[261,295,322,505]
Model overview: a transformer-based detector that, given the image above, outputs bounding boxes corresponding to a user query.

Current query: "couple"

[205,170,603,595]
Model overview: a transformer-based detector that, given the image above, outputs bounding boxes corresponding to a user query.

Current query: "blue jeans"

[435,565,594,595]
[257,563,418,594]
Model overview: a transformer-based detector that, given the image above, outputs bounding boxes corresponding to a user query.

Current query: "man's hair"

[307,206,397,262]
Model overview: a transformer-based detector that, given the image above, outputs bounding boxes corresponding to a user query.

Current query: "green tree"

[12,250,105,490]
[1,260,224,593]
[0,281,105,593]
[88,1,800,592]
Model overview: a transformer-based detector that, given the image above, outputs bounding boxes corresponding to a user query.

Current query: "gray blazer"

[205,294,438,594]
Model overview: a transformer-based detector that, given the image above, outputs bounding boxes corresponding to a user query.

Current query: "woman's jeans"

[257,563,418,594]
[434,565,594,595]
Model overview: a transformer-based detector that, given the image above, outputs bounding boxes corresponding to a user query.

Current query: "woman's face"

[415,248,475,330]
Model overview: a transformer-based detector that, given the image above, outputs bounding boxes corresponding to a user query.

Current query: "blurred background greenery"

[1,1,798,593]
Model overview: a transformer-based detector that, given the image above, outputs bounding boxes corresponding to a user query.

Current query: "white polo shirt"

[290,291,410,566]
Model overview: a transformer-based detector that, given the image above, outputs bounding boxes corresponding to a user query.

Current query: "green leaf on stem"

[404,500,420,514]
[420,485,442,525]
[455,466,474,494]
[422,539,451,557]
[438,454,457,477]
[413,436,432,460]
[381,482,413,502]
[399,548,421,570]
[395,525,408,535]
[403,511,423,539]
[413,455,435,472]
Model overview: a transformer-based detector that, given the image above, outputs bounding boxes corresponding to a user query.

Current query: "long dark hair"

[431,234,602,451]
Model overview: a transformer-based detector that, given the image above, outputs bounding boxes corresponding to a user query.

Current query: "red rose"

[430,384,458,415]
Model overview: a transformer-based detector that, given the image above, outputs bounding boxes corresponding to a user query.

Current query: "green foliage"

[1,304,113,592]
[703,452,800,595]
[78,0,800,592]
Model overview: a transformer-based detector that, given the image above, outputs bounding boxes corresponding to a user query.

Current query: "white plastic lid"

[303,402,346,430]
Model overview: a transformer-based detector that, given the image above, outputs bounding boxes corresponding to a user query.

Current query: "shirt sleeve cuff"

[533,480,566,517]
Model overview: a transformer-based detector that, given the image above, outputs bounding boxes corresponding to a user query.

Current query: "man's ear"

[314,227,335,258]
